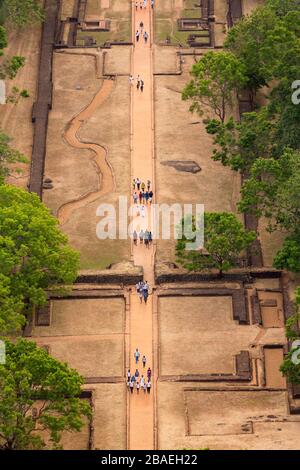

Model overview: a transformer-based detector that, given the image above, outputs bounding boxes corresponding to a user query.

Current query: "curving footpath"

[57,78,115,225]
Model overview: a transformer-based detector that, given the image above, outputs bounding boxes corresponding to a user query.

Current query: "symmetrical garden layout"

[1,0,300,450]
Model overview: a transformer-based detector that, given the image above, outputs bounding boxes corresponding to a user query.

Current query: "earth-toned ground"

[3,0,300,451]
[0,23,41,189]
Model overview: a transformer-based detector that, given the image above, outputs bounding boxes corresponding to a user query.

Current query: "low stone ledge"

[155,263,281,284]
[76,263,143,286]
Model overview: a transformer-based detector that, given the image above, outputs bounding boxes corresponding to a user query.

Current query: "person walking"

[141,181,146,191]
[139,229,144,244]
[136,177,141,190]
[144,230,150,248]
[136,77,140,91]
[142,381,147,394]
[148,231,153,245]
[129,74,134,85]
[130,381,134,394]
[139,21,144,33]
[145,191,149,204]
[134,348,140,364]
[148,189,153,204]
[135,368,140,379]
[136,280,142,298]
[151,0,154,9]
[143,288,149,304]
[140,1,143,9]
[147,380,151,394]
[147,366,151,381]
[136,30,140,42]
[147,179,151,191]
[138,190,142,204]
[133,192,138,204]
[138,288,143,304]
[140,79,144,92]
[132,178,136,190]
[144,31,149,44]
[136,380,140,394]
[133,229,138,245]
[141,190,145,204]
[135,1,138,10]
[143,0,147,8]
[142,355,147,368]
[144,235,149,249]
[127,369,131,389]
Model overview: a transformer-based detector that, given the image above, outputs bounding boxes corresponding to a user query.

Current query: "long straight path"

[128,1,155,451]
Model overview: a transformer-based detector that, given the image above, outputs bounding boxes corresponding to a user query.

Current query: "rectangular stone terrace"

[30,294,128,449]
[155,275,300,449]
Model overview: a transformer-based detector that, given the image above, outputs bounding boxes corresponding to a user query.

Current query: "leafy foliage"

[239,149,300,233]
[182,51,247,123]
[205,109,276,171]
[280,283,300,384]
[0,185,80,333]
[176,212,256,276]
[3,0,44,27]
[0,338,90,450]
[0,130,27,183]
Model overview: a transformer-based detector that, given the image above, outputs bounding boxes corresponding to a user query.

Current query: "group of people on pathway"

[136,21,149,44]
[135,0,154,10]
[130,0,154,402]
[132,189,153,205]
[132,178,153,204]
[135,280,151,304]
[133,229,152,247]
[129,74,145,92]
[128,349,152,394]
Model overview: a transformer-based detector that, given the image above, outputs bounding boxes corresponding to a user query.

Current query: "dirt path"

[128,2,155,450]
[57,78,115,225]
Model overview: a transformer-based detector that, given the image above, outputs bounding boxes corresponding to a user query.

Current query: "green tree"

[239,149,300,233]
[182,51,247,123]
[205,108,276,172]
[176,212,256,276]
[0,185,80,334]
[0,338,90,450]
[3,0,44,27]
[0,130,27,183]
[274,235,300,272]
[280,289,300,384]
[225,1,300,96]
[280,350,300,384]
[0,274,25,333]
[0,25,7,50]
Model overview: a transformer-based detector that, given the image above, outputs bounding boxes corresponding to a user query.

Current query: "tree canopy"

[239,148,300,233]
[176,212,256,276]
[0,0,44,27]
[280,287,300,384]
[0,185,80,334]
[182,0,300,272]
[0,130,27,183]
[0,338,90,450]
[182,51,247,123]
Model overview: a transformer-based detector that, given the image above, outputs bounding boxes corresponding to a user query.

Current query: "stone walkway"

[129,2,155,450]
